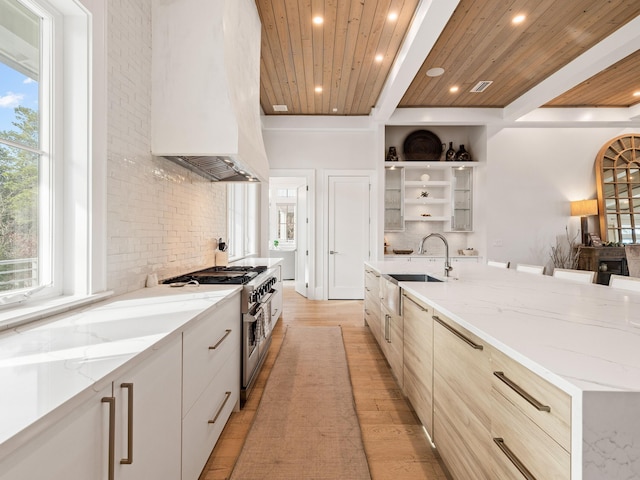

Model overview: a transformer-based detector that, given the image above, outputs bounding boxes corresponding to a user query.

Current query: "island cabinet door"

[363,266,381,345]
[113,335,182,480]
[402,291,434,439]
[380,302,404,389]
[0,384,112,480]
[433,310,492,480]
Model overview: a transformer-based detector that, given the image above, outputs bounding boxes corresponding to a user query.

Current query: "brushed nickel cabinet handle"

[493,371,551,412]
[101,396,116,480]
[365,286,371,292]
[433,315,483,350]
[364,308,370,315]
[493,438,537,480]
[120,383,134,464]
[208,391,232,424]
[403,293,428,312]
[209,329,232,350]
[384,314,391,342]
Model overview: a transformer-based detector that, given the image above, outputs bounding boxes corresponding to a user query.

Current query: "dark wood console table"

[577,246,628,285]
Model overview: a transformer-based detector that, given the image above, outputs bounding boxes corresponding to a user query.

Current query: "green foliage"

[0,106,39,263]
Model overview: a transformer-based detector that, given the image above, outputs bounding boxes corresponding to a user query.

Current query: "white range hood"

[151,0,269,182]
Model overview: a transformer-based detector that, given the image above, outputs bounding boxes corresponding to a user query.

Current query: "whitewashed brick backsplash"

[107,0,226,295]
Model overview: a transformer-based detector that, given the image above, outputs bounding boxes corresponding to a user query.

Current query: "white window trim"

[0,0,109,329]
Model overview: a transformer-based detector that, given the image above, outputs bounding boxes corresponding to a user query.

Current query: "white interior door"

[295,183,308,297]
[328,175,370,299]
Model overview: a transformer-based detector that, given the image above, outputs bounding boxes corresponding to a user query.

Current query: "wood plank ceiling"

[256,0,640,116]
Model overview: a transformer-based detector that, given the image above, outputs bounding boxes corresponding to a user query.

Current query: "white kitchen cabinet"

[0,384,111,480]
[183,294,241,416]
[433,310,492,480]
[402,291,434,439]
[182,293,241,480]
[113,337,182,480]
[384,167,404,231]
[182,346,240,480]
[0,337,182,480]
[383,162,476,232]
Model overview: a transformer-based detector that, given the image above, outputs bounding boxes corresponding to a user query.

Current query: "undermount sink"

[385,273,443,283]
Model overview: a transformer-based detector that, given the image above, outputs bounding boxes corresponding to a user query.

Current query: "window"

[0,0,49,299]
[0,0,104,324]
[276,204,295,243]
[227,183,259,259]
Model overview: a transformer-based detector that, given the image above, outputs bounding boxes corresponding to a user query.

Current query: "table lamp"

[570,199,598,245]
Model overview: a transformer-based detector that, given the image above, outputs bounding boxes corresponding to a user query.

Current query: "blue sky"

[0,62,39,134]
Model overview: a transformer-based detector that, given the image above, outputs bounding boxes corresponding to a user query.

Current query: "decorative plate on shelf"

[403,130,442,161]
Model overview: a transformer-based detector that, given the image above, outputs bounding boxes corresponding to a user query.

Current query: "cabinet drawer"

[491,388,570,480]
[364,267,380,296]
[182,349,240,480]
[183,295,241,415]
[491,348,571,451]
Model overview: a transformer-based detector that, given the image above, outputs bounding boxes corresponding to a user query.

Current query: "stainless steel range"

[163,265,279,403]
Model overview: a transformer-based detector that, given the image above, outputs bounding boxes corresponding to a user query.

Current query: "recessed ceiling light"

[388,12,398,21]
[315,86,323,93]
[449,86,459,93]
[634,91,640,97]
[313,16,323,25]
[426,67,445,77]
[375,54,384,62]
[512,14,526,24]
[332,108,338,112]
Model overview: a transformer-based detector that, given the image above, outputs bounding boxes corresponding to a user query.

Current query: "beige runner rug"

[230,326,371,480]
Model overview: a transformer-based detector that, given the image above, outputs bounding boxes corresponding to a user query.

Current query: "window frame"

[0,0,108,328]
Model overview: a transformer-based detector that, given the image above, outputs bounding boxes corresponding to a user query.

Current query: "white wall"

[264,129,378,298]
[485,127,628,271]
[106,0,227,294]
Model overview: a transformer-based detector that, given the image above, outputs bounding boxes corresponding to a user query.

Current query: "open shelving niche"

[384,161,476,232]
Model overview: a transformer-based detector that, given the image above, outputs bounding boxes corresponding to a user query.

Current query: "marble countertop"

[0,284,241,458]
[367,260,640,395]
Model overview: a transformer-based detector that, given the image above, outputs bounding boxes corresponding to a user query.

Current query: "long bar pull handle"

[433,315,483,350]
[493,371,551,412]
[209,329,232,350]
[120,383,134,464]
[384,314,391,342]
[493,438,537,480]
[208,391,232,424]
[102,396,116,480]
[403,293,427,311]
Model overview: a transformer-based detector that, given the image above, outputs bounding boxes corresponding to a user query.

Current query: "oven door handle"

[259,290,275,304]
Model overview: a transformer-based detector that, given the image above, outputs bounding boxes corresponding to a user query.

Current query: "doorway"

[269,174,311,298]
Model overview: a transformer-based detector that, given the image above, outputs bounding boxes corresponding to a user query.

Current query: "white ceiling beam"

[370,0,460,124]
[388,107,503,125]
[262,114,373,131]
[503,15,640,122]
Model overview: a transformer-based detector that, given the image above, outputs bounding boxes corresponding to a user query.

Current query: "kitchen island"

[367,260,640,480]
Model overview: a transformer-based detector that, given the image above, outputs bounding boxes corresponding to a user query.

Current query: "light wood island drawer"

[491,388,570,480]
[364,267,380,296]
[491,348,571,452]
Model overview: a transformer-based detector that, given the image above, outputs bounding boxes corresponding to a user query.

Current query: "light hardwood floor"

[200,285,450,480]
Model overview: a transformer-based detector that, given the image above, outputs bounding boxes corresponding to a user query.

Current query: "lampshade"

[570,199,598,217]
